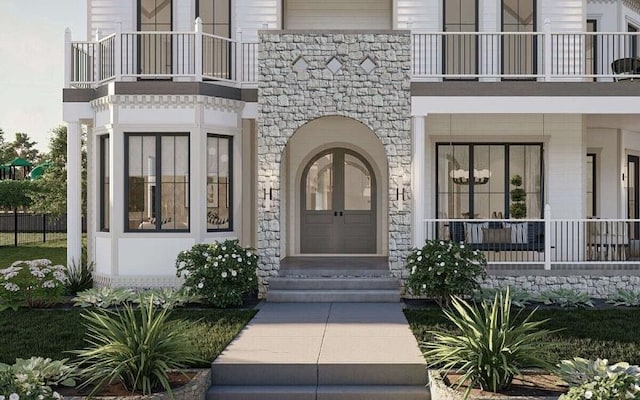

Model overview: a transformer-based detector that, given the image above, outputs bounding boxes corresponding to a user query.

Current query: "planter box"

[428,370,562,400]
[63,369,211,400]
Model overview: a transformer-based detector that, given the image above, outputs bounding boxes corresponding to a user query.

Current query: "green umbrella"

[10,157,32,167]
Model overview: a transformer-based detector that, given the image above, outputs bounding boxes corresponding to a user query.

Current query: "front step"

[267,289,400,302]
[207,385,430,400]
[266,276,401,303]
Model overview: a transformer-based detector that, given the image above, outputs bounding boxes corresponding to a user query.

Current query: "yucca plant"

[72,295,203,396]
[424,289,555,398]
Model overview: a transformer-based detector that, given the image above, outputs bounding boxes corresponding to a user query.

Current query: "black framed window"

[137,0,173,75]
[586,20,597,79]
[99,135,110,232]
[125,133,190,232]
[436,143,543,219]
[502,0,536,77]
[207,135,232,231]
[586,153,596,217]
[443,0,478,77]
[196,0,230,37]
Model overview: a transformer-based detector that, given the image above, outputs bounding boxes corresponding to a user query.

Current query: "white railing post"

[94,29,101,85]
[544,19,552,81]
[544,204,552,270]
[114,22,122,81]
[195,18,203,81]
[236,29,243,83]
[64,28,71,88]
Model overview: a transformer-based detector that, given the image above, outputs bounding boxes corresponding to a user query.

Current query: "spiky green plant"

[72,295,203,396]
[423,289,555,398]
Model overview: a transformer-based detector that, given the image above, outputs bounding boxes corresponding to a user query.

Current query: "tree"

[7,132,42,163]
[0,129,14,165]
[30,126,87,216]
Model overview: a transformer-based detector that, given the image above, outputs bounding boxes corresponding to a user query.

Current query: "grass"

[0,238,68,267]
[0,308,256,367]
[405,307,640,365]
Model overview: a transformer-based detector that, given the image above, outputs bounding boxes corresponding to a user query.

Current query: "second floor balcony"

[66,27,640,90]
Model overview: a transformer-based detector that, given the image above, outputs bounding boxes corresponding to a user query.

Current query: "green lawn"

[0,308,256,367]
[405,308,640,365]
[0,238,67,267]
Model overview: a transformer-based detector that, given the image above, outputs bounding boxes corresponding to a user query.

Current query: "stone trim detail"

[257,32,412,296]
[93,273,183,288]
[482,275,640,298]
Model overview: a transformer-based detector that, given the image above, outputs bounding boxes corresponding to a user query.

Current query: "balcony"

[65,29,640,89]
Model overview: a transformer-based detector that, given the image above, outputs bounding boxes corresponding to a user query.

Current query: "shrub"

[557,358,640,400]
[64,245,94,295]
[0,357,76,400]
[175,240,258,308]
[607,289,640,307]
[536,288,594,308]
[134,288,202,309]
[474,286,532,308]
[72,295,203,396]
[0,259,68,310]
[423,289,554,397]
[72,287,135,308]
[405,239,486,307]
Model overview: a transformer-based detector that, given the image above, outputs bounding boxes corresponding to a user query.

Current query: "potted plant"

[510,175,527,219]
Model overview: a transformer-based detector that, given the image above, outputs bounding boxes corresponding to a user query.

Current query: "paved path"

[209,302,429,399]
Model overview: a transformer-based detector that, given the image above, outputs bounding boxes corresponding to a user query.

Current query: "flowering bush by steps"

[175,240,258,308]
[0,357,76,400]
[0,260,68,311]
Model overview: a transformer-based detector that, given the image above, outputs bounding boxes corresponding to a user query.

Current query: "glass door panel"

[344,154,372,210]
[305,154,333,211]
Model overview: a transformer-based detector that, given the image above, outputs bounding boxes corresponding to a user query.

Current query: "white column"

[67,121,82,267]
[412,115,427,247]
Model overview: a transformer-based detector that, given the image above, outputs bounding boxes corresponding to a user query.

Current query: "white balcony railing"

[66,30,640,88]
[423,217,640,268]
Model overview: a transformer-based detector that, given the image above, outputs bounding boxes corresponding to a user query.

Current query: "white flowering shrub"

[405,239,487,306]
[0,260,68,310]
[0,357,76,400]
[175,240,258,308]
[558,358,640,400]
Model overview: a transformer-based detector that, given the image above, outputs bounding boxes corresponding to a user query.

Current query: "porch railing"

[423,217,640,268]
[66,29,640,88]
[412,31,640,81]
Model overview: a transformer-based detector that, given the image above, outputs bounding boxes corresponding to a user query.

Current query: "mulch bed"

[56,372,195,397]
[444,372,568,398]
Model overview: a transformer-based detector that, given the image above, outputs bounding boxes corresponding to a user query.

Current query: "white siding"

[284,0,392,30]
[88,0,135,36]
[235,0,280,41]
[622,1,640,30]
[396,0,439,31]
[542,0,585,31]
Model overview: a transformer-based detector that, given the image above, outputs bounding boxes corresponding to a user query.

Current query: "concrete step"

[211,361,426,386]
[207,385,430,400]
[278,268,390,277]
[266,289,401,302]
[269,277,399,291]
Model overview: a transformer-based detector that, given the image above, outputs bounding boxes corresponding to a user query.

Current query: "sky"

[0,0,86,152]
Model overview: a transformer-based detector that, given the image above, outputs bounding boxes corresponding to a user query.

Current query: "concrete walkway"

[208,302,429,400]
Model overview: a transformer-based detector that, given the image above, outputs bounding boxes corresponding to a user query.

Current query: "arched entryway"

[300,148,376,253]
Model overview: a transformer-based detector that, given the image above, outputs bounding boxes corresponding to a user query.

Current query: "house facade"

[64,0,640,297]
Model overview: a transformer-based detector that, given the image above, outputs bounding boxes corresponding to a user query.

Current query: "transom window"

[207,135,232,231]
[436,143,543,219]
[125,133,190,231]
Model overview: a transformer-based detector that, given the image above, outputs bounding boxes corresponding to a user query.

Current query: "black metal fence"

[0,212,86,247]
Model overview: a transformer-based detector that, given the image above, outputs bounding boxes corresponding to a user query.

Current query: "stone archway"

[257,31,411,296]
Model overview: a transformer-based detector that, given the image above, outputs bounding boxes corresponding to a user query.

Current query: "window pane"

[438,144,469,218]
[101,136,110,231]
[207,136,232,231]
[160,136,189,230]
[127,135,156,230]
[344,154,372,210]
[306,153,333,211]
[473,145,505,219]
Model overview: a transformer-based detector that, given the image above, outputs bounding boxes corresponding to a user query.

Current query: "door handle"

[334,211,338,217]
[339,211,343,216]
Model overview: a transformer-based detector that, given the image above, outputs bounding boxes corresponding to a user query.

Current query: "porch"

[65,28,640,88]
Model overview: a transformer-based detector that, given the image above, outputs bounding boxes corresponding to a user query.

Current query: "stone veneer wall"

[482,270,640,298]
[257,31,412,296]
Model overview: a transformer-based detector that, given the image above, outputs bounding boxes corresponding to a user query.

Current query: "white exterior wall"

[424,114,585,219]
[234,0,279,40]
[396,0,440,30]
[88,92,245,287]
[622,1,640,29]
[587,127,620,218]
[88,0,135,35]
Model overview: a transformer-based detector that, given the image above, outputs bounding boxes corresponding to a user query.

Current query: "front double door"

[301,149,376,254]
